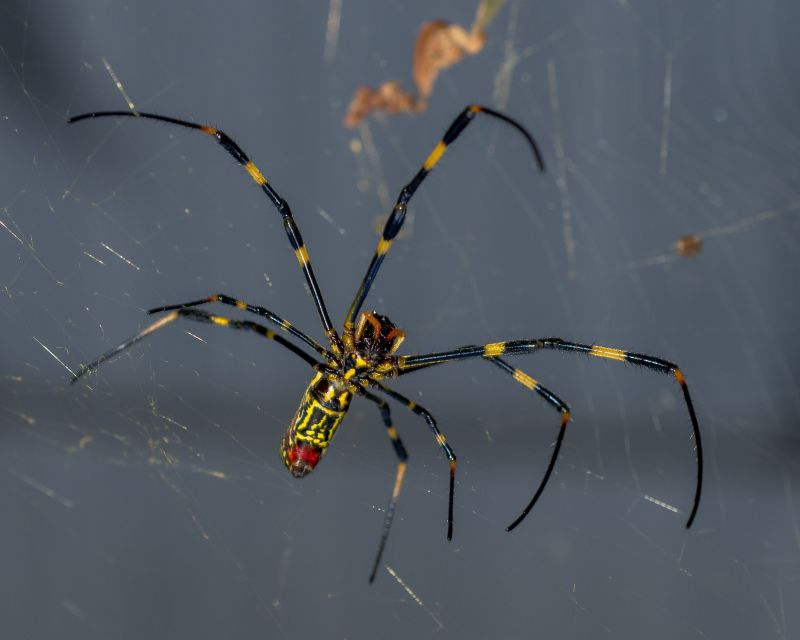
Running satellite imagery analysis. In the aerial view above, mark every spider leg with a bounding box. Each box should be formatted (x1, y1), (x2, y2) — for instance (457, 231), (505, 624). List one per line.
(392, 357), (571, 530)
(71, 308), (321, 383)
(68, 111), (342, 352)
(398, 338), (703, 528)
(147, 293), (333, 360)
(344, 105), (545, 332)
(371, 381), (457, 541)
(486, 358), (571, 531)
(353, 386), (409, 583)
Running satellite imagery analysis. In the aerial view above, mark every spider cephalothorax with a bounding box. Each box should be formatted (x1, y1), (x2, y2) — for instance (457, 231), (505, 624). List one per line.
(70, 104), (702, 585)
(353, 311), (405, 362)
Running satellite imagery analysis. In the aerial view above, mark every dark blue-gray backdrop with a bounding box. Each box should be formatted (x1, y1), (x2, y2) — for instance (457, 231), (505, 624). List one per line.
(1, 1), (799, 638)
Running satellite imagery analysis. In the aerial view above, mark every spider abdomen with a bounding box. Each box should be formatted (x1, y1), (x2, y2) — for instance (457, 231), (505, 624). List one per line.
(280, 372), (352, 477)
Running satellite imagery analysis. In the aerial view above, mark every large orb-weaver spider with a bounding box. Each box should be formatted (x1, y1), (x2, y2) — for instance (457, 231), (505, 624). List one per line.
(69, 105), (702, 583)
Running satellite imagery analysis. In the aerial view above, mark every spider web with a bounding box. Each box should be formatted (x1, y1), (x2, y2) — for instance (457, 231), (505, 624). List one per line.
(1, 1), (799, 638)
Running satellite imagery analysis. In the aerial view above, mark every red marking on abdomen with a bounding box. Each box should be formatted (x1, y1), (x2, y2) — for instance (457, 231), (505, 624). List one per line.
(292, 442), (321, 467)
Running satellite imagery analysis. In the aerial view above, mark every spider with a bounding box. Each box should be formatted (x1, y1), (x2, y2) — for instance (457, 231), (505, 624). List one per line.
(69, 104), (703, 583)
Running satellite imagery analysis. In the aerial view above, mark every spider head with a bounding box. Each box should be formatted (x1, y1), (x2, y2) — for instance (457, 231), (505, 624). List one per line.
(280, 430), (323, 478)
(354, 311), (405, 361)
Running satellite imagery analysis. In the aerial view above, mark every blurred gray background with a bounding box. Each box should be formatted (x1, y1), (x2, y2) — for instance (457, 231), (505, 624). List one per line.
(1, 1), (799, 638)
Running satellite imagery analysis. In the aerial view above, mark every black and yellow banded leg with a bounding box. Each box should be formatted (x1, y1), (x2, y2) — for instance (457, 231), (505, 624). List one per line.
(148, 293), (332, 360)
(394, 355), (571, 530)
(372, 381), (457, 541)
(398, 338), (703, 527)
(68, 111), (341, 351)
(344, 105), (546, 330)
(71, 309), (321, 383)
(355, 386), (409, 583)
(487, 358), (571, 531)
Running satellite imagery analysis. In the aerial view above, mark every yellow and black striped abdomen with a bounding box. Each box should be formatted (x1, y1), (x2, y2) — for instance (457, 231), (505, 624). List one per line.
(280, 373), (352, 478)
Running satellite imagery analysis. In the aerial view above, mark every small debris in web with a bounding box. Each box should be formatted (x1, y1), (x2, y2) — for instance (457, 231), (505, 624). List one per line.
(344, 0), (505, 128)
(344, 82), (425, 128)
(674, 234), (703, 258)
